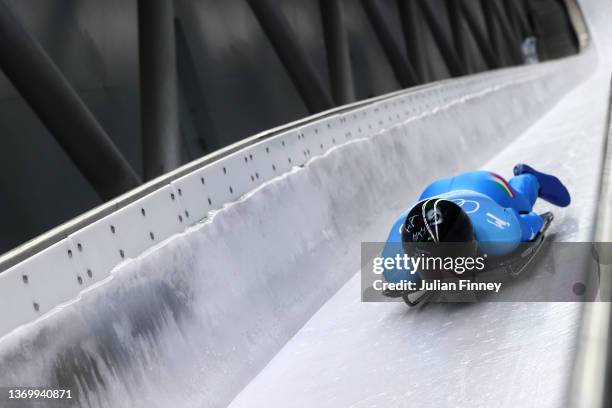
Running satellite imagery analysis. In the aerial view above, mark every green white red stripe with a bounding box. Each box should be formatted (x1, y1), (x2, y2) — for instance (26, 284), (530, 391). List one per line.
(489, 172), (515, 197)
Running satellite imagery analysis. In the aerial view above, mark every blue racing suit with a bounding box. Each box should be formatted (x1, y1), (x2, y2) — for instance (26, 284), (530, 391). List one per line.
(382, 170), (543, 284)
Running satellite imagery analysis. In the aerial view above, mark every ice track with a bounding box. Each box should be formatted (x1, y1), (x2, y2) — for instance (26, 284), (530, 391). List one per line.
(229, 67), (611, 408)
(231, 2), (612, 407)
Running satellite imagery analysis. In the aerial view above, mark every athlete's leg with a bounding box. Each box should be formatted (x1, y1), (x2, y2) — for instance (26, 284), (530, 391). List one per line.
(514, 163), (571, 207)
(508, 174), (540, 212)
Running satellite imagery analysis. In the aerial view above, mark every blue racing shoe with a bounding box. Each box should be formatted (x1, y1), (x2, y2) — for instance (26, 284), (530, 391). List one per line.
(513, 163), (571, 207)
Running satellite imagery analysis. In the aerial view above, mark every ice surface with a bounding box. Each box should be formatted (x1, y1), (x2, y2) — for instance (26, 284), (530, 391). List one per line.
(0, 1), (610, 408)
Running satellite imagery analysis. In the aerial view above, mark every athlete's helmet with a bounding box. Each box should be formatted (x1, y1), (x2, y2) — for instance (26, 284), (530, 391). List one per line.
(401, 198), (474, 251)
(402, 199), (476, 279)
